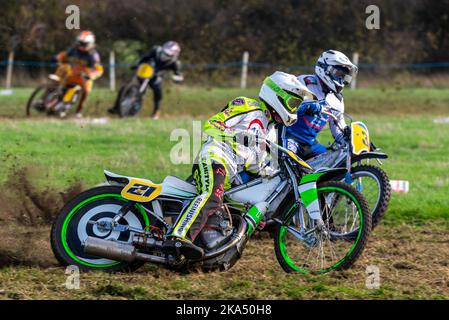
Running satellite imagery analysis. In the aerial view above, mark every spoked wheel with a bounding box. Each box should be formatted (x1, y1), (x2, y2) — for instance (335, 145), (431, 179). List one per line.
(274, 181), (371, 274)
(346, 165), (391, 229)
(51, 186), (151, 272)
(26, 84), (60, 117)
(118, 83), (143, 117)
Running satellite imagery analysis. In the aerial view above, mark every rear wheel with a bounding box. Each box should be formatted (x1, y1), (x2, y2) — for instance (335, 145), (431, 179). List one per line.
(274, 181), (371, 274)
(50, 186), (150, 272)
(118, 82), (143, 117)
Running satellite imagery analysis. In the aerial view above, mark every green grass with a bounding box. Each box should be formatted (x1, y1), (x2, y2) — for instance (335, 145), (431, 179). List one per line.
(0, 114), (447, 223)
(1, 86), (449, 300)
(1, 86), (449, 118)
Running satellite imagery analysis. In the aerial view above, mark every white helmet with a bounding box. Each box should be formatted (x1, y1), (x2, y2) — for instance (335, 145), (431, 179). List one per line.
(315, 50), (358, 93)
(159, 41), (181, 62)
(76, 31), (95, 51)
(259, 71), (309, 126)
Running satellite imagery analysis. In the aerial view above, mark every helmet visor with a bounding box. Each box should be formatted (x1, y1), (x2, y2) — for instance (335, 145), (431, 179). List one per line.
(328, 65), (358, 85)
(78, 41), (89, 48)
(160, 50), (173, 61)
(264, 78), (303, 113)
(285, 95), (303, 111)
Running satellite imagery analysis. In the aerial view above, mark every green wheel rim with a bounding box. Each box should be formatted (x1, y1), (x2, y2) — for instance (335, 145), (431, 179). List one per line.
(279, 186), (364, 274)
(61, 193), (149, 268)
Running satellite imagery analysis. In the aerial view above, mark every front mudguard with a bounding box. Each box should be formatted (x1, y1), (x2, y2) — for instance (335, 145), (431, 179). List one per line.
(336, 152), (388, 167)
(297, 168), (347, 221)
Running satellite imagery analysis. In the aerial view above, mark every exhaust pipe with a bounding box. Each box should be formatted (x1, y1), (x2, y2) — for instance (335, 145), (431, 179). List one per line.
(83, 237), (168, 264)
(84, 215), (248, 263)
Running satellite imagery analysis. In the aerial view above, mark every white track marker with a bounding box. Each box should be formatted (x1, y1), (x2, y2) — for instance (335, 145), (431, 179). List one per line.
(433, 117), (449, 124)
(0, 89), (13, 95)
(74, 117), (109, 125)
(390, 180), (409, 193)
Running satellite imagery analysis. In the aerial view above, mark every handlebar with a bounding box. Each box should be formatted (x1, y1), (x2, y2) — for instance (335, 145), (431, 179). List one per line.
(321, 104), (353, 132)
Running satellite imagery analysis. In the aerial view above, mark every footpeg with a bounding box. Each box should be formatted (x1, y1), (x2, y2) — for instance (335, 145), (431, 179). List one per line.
(162, 238), (204, 260)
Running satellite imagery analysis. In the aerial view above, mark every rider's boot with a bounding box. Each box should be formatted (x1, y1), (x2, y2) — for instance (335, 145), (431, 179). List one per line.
(151, 110), (161, 120)
(162, 237), (204, 260)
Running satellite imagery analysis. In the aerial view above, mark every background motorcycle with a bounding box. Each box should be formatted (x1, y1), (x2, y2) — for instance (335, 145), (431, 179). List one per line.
(50, 135), (371, 274)
(302, 107), (391, 229)
(26, 63), (85, 118)
(116, 63), (155, 117)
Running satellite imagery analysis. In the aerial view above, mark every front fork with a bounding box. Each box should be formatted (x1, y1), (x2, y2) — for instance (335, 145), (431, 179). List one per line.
(344, 151), (354, 184)
(345, 151), (367, 192)
(139, 77), (150, 94)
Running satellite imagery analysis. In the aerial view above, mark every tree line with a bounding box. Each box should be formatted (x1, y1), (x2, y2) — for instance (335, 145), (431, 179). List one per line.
(1, 0), (448, 67)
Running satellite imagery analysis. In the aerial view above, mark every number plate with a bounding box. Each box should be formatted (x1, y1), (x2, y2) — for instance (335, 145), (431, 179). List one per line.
(351, 121), (370, 155)
(121, 178), (162, 202)
(137, 63), (154, 79)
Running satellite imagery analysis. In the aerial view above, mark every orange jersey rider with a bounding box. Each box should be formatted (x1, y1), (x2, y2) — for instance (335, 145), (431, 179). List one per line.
(55, 31), (104, 117)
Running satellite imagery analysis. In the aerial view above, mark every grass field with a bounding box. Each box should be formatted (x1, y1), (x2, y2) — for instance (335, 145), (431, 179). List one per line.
(0, 87), (448, 299)
(2, 86), (449, 118)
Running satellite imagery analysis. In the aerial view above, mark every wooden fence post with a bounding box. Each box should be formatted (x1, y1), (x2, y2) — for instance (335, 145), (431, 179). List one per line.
(109, 51), (116, 91)
(350, 52), (359, 90)
(5, 51), (14, 89)
(240, 51), (249, 89)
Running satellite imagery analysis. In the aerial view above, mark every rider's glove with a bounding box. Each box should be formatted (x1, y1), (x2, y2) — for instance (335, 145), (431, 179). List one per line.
(172, 74), (184, 83)
(298, 100), (327, 116)
(259, 163), (278, 177)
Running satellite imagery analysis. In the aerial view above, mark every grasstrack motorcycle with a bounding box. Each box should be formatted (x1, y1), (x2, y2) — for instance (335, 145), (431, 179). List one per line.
(26, 63), (85, 118)
(116, 62), (154, 117)
(300, 107), (391, 229)
(51, 135), (371, 274)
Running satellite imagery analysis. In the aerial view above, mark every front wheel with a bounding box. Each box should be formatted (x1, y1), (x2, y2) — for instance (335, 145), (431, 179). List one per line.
(346, 165), (391, 229)
(274, 181), (371, 274)
(118, 82), (143, 117)
(26, 84), (59, 117)
(50, 186), (150, 272)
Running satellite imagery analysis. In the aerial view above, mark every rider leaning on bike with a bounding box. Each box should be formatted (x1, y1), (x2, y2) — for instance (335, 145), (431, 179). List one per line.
(108, 41), (184, 119)
(284, 50), (358, 159)
(55, 31), (104, 118)
(162, 71), (305, 259)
